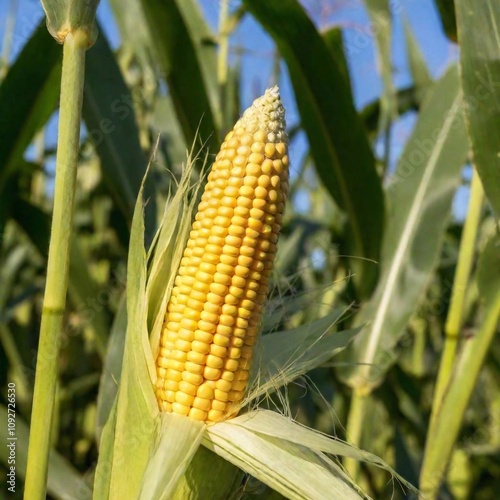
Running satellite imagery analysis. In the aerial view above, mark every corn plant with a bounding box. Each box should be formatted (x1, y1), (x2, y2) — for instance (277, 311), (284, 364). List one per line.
(92, 86), (414, 499)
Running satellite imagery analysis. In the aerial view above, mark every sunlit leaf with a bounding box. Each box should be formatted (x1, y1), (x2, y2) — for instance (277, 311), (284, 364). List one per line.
(140, 0), (220, 154)
(243, 0), (385, 295)
(403, 20), (433, 103)
(83, 26), (156, 238)
(339, 65), (469, 391)
(0, 22), (61, 193)
(455, 0), (500, 216)
(363, 0), (396, 131)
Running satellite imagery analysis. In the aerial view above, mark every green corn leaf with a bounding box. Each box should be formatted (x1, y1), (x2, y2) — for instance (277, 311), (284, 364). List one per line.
(108, 0), (154, 69)
(152, 95), (189, 168)
(83, 25), (156, 239)
(140, 0), (220, 154)
(435, 0), (457, 42)
(321, 27), (352, 99)
(403, 19), (433, 103)
(0, 21), (61, 193)
(339, 65), (469, 392)
(363, 0), (397, 131)
(175, 0), (221, 132)
(477, 233), (500, 304)
(361, 86), (421, 137)
(455, 0), (500, 216)
(242, 0), (385, 296)
(109, 0), (220, 161)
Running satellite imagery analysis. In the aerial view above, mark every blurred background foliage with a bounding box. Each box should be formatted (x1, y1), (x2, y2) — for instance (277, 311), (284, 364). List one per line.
(0, 0), (499, 498)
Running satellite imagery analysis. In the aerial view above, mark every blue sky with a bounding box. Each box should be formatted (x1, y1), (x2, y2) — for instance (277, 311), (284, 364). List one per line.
(0, 0), (468, 218)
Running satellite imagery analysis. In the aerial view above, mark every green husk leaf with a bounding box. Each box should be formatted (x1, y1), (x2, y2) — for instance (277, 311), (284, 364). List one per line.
(205, 414), (363, 499)
(139, 414), (205, 500)
(94, 150), (205, 496)
(94, 164), (157, 498)
(146, 153), (204, 360)
(171, 445), (243, 500)
(95, 295), (127, 442)
(210, 410), (417, 498)
(93, 397), (118, 499)
(229, 410), (415, 493)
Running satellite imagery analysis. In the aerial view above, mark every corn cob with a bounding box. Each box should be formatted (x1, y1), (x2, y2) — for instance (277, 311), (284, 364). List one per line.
(155, 87), (289, 423)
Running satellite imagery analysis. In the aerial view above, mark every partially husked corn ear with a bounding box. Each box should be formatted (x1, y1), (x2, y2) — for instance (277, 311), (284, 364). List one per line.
(155, 86), (289, 423)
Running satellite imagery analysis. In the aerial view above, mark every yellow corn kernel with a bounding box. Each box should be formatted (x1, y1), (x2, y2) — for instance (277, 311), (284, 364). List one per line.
(155, 87), (288, 423)
(189, 408), (208, 421)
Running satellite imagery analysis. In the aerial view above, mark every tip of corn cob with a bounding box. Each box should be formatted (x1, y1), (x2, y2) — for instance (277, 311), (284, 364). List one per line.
(234, 86), (287, 144)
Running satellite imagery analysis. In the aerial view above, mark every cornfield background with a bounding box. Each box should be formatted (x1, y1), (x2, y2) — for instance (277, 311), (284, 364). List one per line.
(0, 0), (499, 499)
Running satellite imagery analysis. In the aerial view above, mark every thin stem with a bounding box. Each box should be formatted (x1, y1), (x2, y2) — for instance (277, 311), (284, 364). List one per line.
(344, 391), (368, 481)
(24, 29), (89, 500)
(430, 169), (484, 425)
(217, 0), (230, 129)
(419, 296), (500, 498)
